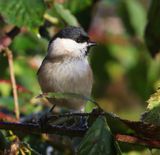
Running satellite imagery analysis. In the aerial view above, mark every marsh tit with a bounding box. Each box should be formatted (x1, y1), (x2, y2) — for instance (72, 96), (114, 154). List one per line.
(37, 26), (96, 112)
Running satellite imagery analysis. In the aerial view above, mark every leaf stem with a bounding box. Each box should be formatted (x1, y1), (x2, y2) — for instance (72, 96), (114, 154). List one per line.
(44, 13), (59, 24)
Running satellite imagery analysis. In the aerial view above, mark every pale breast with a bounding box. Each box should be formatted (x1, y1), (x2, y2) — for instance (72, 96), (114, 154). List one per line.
(38, 57), (93, 97)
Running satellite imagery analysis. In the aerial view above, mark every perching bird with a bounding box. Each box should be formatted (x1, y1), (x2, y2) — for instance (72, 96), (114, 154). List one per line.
(37, 26), (96, 112)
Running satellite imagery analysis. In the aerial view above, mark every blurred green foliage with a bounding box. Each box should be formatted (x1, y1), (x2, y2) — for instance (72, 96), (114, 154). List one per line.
(0, 0), (160, 154)
(0, 0), (45, 28)
(145, 0), (160, 56)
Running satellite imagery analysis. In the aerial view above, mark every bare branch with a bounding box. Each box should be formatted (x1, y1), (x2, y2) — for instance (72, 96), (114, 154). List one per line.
(115, 134), (160, 149)
(1, 120), (160, 148)
(0, 27), (21, 120)
(4, 48), (20, 120)
(0, 121), (86, 137)
(46, 111), (105, 119)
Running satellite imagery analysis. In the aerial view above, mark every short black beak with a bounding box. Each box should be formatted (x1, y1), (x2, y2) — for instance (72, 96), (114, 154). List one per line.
(87, 41), (97, 47)
(85, 41), (96, 55)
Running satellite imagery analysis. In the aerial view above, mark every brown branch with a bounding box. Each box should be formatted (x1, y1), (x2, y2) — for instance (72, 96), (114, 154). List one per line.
(0, 27), (21, 120)
(0, 121), (86, 137)
(115, 134), (160, 149)
(2, 107), (160, 149)
(4, 48), (20, 120)
(46, 111), (105, 120)
(1, 121), (160, 148)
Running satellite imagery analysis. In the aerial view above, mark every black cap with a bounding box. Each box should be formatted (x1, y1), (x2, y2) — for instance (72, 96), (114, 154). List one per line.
(49, 26), (90, 44)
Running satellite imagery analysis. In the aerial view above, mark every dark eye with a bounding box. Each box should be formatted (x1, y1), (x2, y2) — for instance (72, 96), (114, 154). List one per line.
(76, 36), (89, 43)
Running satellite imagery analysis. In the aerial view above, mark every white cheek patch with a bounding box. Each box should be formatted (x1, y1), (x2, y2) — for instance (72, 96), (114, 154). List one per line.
(61, 38), (78, 52)
(48, 38), (88, 57)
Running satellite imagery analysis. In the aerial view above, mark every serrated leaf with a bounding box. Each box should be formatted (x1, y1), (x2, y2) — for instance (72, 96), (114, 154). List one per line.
(141, 89), (160, 125)
(0, 0), (45, 28)
(54, 3), (79, 26)
(146, 89), (160, 110)
(78, 116), (119, 155)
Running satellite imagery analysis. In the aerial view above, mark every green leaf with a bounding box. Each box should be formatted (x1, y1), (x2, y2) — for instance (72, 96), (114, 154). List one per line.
(0, 97), (14, 110)
(85, 101), (96, 112)
(14, 58), (39, 94)
(105, 112), (135, 135)
(141, 88), (160, 125)
(78, 116), (119, 155)
(0, 83), (11, 97)
(147, 56), (160, 88)
(0, 0), (45, 28)
(146, 89), (160, 110)
(54, 3), (79, 26)
(119, 0), (146, 38)
(19, 142), (40, 155)
(37, 92), (97, 105)
(145, 0), (160, 56)
(11, 33), (48, 55)
(63, 0), (92, 13)
(0, 131), (7, 152)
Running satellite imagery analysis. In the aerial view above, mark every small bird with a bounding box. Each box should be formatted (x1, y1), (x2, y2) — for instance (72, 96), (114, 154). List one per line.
(37, 26), (96, 112)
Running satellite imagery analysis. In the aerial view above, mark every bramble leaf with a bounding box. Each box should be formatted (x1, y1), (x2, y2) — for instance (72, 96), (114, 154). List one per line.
(141, 88), (160, 125)
(78, 116), (120, 155)
(0, 0), (45, 28)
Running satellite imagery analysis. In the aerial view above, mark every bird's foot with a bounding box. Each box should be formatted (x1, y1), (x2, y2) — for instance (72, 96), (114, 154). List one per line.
(69, 116), (88, 130)
(49, 104), (57, 112)
(38, 112), (53, 132)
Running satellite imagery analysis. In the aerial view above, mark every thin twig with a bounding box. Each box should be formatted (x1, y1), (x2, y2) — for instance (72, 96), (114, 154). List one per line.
(0, 27), (21, 120)
(5, 48), (20, 120)
(44, 13), (59, 24)
(115, 134), (160, 149)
